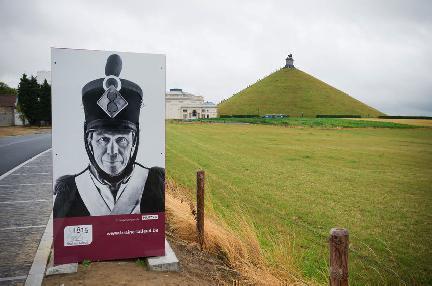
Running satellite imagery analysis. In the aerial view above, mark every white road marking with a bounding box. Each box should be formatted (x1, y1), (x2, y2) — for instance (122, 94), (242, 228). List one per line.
(0, 275), (27, 282)
(0, 183), (52, 187)
(0, 149), (51, 181)
(22, 165), (52, 168)
(0, 225), (46, 231)
(10, 173), (50, 175)
(0, 136), (47, 148)
(0, 199), (49, 204)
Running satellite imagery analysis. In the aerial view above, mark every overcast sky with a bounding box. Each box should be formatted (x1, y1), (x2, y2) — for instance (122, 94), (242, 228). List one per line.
(1, 0), (431, 115)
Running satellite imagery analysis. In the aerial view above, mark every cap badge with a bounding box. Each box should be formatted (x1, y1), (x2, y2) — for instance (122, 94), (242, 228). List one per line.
(97, 75), (128, 118)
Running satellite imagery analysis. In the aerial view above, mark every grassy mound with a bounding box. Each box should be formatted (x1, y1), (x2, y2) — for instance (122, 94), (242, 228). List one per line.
(218, 68), (384, 117)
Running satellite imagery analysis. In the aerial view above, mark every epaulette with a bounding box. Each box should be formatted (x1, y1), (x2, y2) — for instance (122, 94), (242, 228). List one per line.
(54, 175), (76, 195)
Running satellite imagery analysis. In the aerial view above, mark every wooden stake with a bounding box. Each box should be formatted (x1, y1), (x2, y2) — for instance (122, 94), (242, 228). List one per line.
(329, 228), (349, 286)
(196, 170), (205, 250)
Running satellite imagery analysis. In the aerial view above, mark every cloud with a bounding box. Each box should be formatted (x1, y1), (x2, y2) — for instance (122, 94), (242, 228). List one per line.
(1, 0), (431, 115)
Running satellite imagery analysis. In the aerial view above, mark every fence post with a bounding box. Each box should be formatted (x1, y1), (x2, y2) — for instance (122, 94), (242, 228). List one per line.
(196, 170), (205, 250)
(329, 228), (349, 286)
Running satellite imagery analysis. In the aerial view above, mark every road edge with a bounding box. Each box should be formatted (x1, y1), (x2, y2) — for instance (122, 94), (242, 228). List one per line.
(0, 148), (53, 286)
(25, 213), (53, 286)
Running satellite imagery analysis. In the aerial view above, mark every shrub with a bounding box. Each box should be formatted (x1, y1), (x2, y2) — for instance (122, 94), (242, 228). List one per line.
(316, 115), (361, 118)
(220, 115), (260, 118)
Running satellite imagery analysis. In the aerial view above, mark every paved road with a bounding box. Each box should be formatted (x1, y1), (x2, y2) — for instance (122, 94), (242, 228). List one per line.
(0, 151), (52, 285)
(0, 133), (51, 176)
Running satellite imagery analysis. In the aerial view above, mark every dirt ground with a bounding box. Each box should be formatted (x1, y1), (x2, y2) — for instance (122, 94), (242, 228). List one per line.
(42, 232), (241, 286)
(348, 118), (432, 127)
(0, 126), (51, 137)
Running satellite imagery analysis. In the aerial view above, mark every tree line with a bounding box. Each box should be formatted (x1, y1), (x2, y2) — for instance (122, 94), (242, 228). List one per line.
(0, 75), (52, 125)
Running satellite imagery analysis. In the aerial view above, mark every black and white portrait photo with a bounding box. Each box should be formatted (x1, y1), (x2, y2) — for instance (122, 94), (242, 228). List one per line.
(52, 49), (165, 218)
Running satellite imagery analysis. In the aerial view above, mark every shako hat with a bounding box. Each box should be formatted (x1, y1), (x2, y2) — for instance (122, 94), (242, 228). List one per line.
(82, 54), (143, 132)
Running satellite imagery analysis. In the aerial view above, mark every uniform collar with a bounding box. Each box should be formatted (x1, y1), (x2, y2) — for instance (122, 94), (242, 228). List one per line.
(75, 165), (149, 216)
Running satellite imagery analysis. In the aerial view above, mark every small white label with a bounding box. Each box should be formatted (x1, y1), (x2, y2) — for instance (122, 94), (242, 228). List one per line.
(142, 215), (158, 221)
(64, 225), (93, 246)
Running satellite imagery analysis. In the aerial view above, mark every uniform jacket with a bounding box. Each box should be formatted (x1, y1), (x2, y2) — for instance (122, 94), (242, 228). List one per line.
(53, 164), (164, 218)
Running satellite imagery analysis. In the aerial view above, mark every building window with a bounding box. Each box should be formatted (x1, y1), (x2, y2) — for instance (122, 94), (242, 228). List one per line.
(192, 110), (197, 117)
(202, 109), (205, 112)
(183, 109), (187, 112)
(207, 114), (209, 118)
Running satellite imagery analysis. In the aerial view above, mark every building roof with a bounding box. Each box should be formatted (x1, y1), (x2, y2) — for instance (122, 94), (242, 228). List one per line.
(166, 88), (204, 102)
(181, 105), (218, 109)
(166, 89), (195, 96)
(0, 95), (17, 107)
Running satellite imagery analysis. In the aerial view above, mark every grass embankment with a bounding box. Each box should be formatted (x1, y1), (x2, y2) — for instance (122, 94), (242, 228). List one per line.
(199, 117), (418, 129)
(166, 122), (432, 285)
(166, 180), (306, 285)
(218, 68), (384, 117)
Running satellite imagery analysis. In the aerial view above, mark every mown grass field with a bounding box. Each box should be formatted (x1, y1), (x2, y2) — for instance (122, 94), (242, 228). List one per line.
(166, 121), (432, 285)
(349, 117), (432, 127)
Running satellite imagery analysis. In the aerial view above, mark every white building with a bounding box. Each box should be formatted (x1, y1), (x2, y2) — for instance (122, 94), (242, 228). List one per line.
(165, 88), (218, 119)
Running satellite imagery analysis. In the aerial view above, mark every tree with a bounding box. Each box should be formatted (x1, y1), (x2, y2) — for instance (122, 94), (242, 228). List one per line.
(16, 74), (52, 125)
(17, 74), (31, 124)
(0, 81), (17, 95)
(29, 76), (42, 124)
(39, 79), (51, 123)
(17, 74), (39, 125)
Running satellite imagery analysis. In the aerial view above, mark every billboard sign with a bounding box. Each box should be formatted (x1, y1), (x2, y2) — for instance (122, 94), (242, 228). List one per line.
(51, 48), (165, 264)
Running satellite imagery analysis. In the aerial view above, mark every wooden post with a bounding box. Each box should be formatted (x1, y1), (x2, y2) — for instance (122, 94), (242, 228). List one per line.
(196, 170), (205, 250)
(329, 228), (349, 286)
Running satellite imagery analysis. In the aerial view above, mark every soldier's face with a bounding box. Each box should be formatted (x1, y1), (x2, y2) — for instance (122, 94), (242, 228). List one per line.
(89, 129), (135, 176)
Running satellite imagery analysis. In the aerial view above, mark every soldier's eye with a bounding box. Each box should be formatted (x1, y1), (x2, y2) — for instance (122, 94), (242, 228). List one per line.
(97, 137), (110, 145)
(116, 137), (128, 147)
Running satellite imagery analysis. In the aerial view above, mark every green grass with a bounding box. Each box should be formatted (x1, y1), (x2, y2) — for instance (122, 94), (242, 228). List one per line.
(81, 259), (91, 268)
(198, 117), (418, 129)
(218, 68), (384, 117)
(166, 122), (432, 285)
(135, 258), (146, 267)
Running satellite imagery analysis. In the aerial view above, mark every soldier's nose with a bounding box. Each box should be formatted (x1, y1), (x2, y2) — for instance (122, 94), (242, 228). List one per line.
(107, 140), (119, 155)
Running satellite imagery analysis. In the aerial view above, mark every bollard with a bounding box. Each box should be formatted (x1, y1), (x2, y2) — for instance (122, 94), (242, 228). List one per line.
(196, 170), (205, 250)
(329, 228), (349, 286)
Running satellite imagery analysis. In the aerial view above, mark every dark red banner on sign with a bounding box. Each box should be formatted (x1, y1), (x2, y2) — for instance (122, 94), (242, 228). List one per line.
(53, 212), (165, 265)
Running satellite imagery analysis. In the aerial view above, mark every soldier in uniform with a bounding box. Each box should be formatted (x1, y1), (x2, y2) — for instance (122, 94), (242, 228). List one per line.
(54, 54), (164, 218)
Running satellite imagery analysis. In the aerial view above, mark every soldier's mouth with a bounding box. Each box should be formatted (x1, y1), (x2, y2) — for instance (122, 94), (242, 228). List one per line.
(102, 160), (122, 164)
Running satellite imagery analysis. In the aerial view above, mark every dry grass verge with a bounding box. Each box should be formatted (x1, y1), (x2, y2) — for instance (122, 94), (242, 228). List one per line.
(0, 126), (51, 137)
(166, 179), (311, 286)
